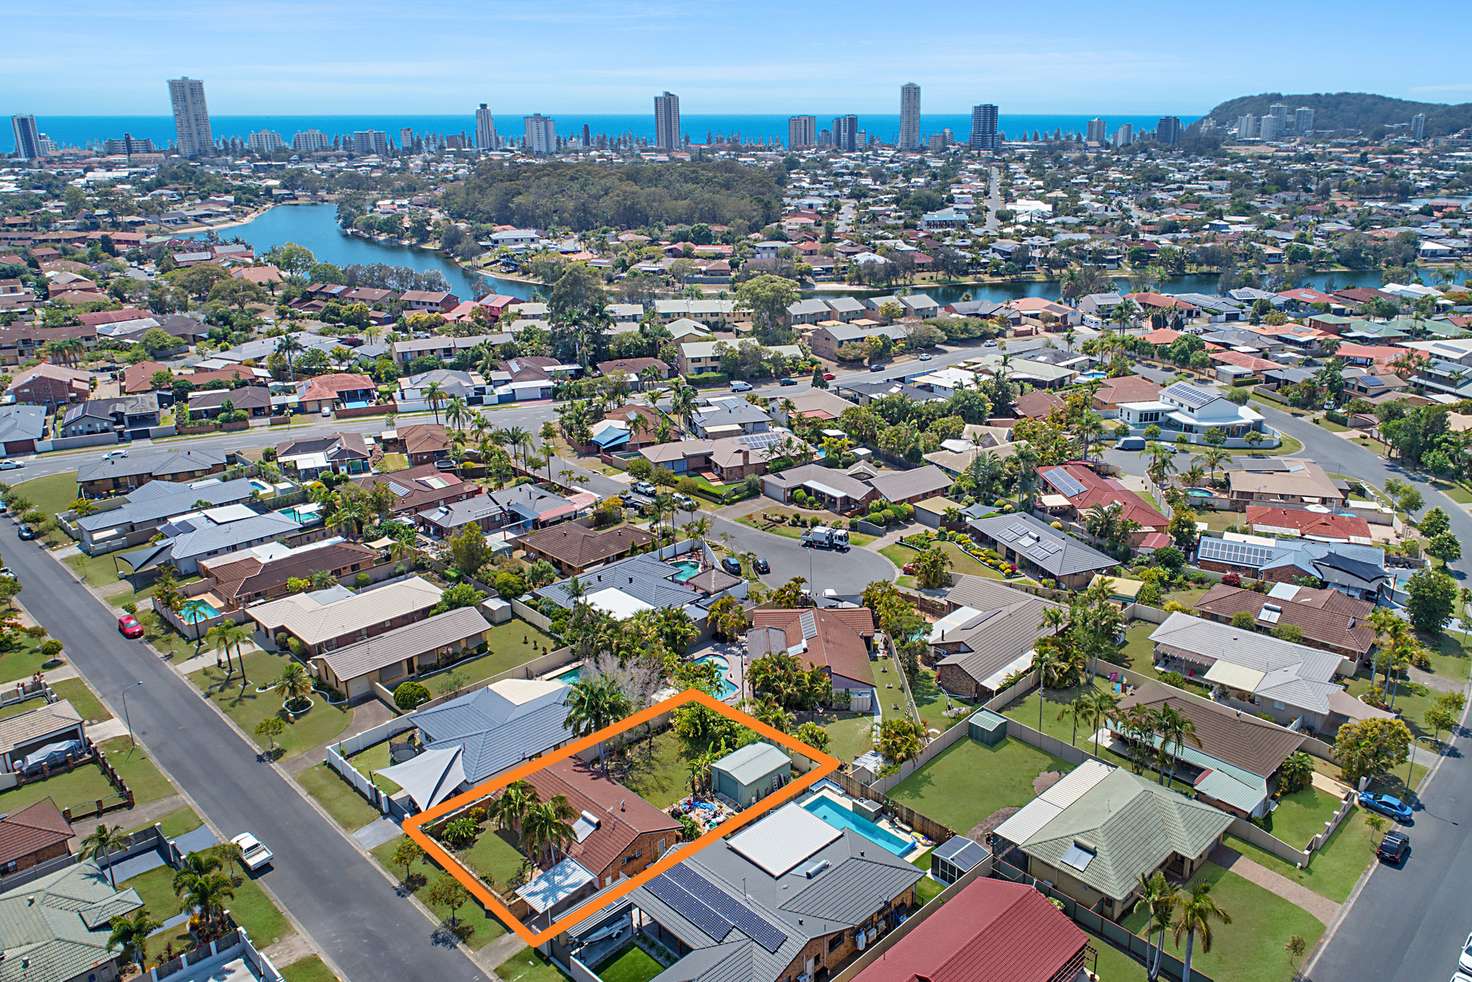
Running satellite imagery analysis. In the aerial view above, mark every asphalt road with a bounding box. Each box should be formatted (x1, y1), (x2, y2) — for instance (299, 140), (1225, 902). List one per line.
(0, 520), (486, 982)
(549, 455), (897, 596)
(1251, 407), (1472, 982)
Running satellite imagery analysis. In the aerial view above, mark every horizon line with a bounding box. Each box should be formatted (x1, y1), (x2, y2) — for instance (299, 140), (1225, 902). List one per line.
(10, 109), (1204, 118)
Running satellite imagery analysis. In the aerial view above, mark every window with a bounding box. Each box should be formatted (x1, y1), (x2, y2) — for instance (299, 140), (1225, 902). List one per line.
(828, 933), (844, 953)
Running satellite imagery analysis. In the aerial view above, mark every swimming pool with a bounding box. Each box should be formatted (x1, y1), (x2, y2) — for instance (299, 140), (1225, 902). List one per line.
(280, 506), (319, 524)
(178, 599), (222, 622)
(671, 560), (702, 583)
(803, 797), (912, 855)
(1185, 488), (1214, 499)
(554, 665), (582, 684)
(693, 654), (739, 701)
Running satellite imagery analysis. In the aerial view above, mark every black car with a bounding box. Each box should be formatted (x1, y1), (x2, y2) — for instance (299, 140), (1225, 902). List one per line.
(720, 556), (743, 576)
(1378, 830), (1410, 863)
(869, 363), (884, 372)
(16, 525), (36, 541)
(753, 557), (770, 575)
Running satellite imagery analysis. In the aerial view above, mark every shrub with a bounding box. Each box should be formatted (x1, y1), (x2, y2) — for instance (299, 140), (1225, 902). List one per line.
(39, 639), (63, 658)
(438, 816), (480, 849)
(354, 572), (371, 588)
(1221, 572), (1242, 586)
(1158, 670), (1187, 689)
(394, 681), (431, 711)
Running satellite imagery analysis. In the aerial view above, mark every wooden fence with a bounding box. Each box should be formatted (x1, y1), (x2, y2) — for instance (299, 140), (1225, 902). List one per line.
(828, 771), (956, 844)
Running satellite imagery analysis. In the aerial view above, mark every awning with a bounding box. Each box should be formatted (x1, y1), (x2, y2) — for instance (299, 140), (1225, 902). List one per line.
(1203, 661), (1265, 693)
(376, 746), (465, 811)
(515, 858), (595, 914)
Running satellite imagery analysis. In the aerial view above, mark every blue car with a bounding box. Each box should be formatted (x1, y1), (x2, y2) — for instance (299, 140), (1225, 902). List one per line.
(1358, 791), (1413, 823)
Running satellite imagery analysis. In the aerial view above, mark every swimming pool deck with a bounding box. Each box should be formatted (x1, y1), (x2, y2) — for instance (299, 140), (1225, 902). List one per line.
(802, 782), (930, 859)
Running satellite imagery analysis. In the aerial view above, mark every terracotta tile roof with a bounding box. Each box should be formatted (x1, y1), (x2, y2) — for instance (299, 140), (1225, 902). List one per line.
(1194, 582), (1375, 657)
(1244, 505), (1372, 543)
(399, 422), (449, 457)
(205, 542), (379, 604)
(750, 608), (876, 686)
(1092, 375), (1161, 406)
(300, 373), (375, 403)
(522, 759), (679, 879)
(851, 876), (1087, 982)
(514, 523), (653, 569)
(1038, 463), (1167, 529)
(0, 798), (73, 866)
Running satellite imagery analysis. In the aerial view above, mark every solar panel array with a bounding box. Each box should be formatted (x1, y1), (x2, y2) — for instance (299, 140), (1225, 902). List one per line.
(1043, 467), (1086, 498)
(649, 866), (788, 953)
(1198, 537), (1275, 567)
(740, 431), (784, 451)
(799, 609), (818, 640)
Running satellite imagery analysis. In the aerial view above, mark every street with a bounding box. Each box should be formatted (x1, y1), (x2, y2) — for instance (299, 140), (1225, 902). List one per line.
(0, 520), (486, 982)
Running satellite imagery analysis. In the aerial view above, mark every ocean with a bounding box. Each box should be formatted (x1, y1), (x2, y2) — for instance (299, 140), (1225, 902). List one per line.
(2, 113), (1198, 154)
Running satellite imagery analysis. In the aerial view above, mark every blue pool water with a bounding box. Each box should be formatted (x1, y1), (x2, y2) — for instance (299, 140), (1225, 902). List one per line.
(1185, 488), (1214, 498)
(179, 600), (222, 622)
(281, 506), (318, 524)
(554, 666), (582, 684)
(671, 560), (701, 583)
(803, 797), (912, 855)
(693, 655), (739, 700)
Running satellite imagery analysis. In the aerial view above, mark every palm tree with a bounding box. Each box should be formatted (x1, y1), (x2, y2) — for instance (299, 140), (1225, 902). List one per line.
(109, 909), (163, 974)
(277, 661), (313, 712)
(1146, 442), (1178, 489)
(1173, 880), (1231, 982)
(564, 676), (632, 770)
(1076, 687), (1120, 759)
(275, 334), (304, 381)
(422, 381), (445, 423)
(505, 426), (532, 468)
(1154, 706), (1200, 787)
(1032, 645), (1058, 734)
(445, 395), (470, 432)
(1133, 871), (1180, 982)
(489, 780), (540, 839)
(1200, 446), (1230, 486)
(522, 795), (577, 868)
(81, 824), (130, 887)
(181, 870), (234, 933)
(206, 622), (236, 675)
(539, 421), (558, 482)
(326, 491), (367, 540)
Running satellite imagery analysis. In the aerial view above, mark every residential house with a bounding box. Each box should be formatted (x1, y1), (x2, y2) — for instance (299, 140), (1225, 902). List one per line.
(7, 364), (91, 410)
(535, 542), (746, 628)
(851, 877), (1089, 982)
(188, 384), (272, 420)
(1193, 582), (1376, 664)
(312, 606), (492, 701)
(1243, 505), (1372, 544)
(807, 322), (909, 362)
(1147, 611), (1388, 734)
(71, 476), (260, 555)
(390, 335), (508, 366)
(1226, 459), (1346, 508)
(596, 357), (670, 385)
(553, 803), (923, 982)
(198, 540), (380, 611)
(515, 523), (653, 575)
(59, 395), (160, 439)
(76, 447), (227, 496)
(248, 576), (444, 657)
(992, 760), (1231, 920)
(400, 290), (458, 313)
(355, 465), (480, 516)
(395, 369), (489, 410)
(118, 507), (310, 576)
(274, 433), (372, 479)
(0, 860), (145, 982)
(1035, 463), (1167, 542)
(761, 462), (878, 513)
(865, 465), (954, 506)
(929, 576), (1063, 699)
(415, 494), (513, 539)
(0, 799), (74, 877)
(297, 373), (377, 413)
(1196, 534), (1389, 600)
(382, 679), (574, 811)
(386, 423), (451, 465)
(966, 513), (1116, 589)
(689, 400), (772, 438)
(0, 405), (46, 457)
(748, 607), (877, 701)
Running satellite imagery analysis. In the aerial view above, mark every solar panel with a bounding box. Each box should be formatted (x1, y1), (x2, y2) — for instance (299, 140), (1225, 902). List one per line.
(799, 610), (818, 640)
(1044, 468), (1086, 498)
(647, 874), (732, 942)
(665, 865), (787, 953)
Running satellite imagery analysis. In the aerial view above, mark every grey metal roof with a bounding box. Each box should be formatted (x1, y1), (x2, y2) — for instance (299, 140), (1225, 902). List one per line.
(932, 835), (989, 873)
(0, 405), (45, 445)
(76, 477), (259, 533)
(933, 576), (1061, 686)
(967, 513), (1115, 577)
(314, 606), (491, 681)
(411, 682), (572, 785)
(75, 446), (227, 483)
(535, 549), (733, 620)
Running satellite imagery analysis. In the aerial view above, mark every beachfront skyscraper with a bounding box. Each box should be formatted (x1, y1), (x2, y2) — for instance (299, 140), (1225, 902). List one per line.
(969, 104), (999, 149)
(1086, 117), (1107, 143)
(1411, 113), (1427, 140)
(291, 129), (329, 153)
(787, 115), (816, 149)
(1294, 106), (1315, 136)
(832, 115), (859, 151)
(1112, 123), (1133, 147)
(9, 115), (41, 160)
(899, 83), (921, 149)
(167, 77), (213, 157)
(1156, 115), (1183, 146)
(475, 103), (498, 150)
(523, 114), (556, 154)
(654, 91), (681, 150)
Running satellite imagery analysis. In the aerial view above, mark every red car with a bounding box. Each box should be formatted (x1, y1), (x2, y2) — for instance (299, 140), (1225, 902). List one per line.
(117, 614), (144, 639)
(823, 372), (836, 381)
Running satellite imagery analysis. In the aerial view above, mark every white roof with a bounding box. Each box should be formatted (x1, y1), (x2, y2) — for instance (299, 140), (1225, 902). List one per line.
(726, 802), (841, 876)
(516, 858), (596, 914)
(202, 503), (258, 524)
(585, 587), (655, 620)
(376, 746), (465, 811)
(993, 760), (1112, 845)
(1204, 661), (1267, 692)
(979, 649), (1039, 692)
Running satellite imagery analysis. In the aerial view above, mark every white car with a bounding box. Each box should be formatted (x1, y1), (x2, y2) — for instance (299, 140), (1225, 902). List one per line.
(230, 833), (274, 871)
(1460, 934), (1472, 975)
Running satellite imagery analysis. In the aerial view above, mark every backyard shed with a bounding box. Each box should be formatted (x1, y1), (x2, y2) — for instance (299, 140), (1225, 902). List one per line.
(968, 708), (1008, 745)
(710, 741), (791, 809)
(930, 834), (991, 885)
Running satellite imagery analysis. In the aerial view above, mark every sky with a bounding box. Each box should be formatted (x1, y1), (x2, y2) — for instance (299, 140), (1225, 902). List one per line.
(6, 0), (1471, 116)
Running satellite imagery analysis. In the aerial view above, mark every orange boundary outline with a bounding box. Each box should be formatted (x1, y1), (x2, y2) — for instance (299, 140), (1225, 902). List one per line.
(403, 687), (839, 945)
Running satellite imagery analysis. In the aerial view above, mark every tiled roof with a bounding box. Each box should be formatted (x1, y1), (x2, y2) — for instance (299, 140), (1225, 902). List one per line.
(523, 759), (679, 878)
(1195, 583), (1375, 656)
(1119, 680), (1306, 778)
(750, 608), (876, 686)
(0, 800), (72, 867)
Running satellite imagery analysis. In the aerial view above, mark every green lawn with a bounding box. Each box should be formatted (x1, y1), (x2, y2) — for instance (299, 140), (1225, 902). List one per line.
(596, 945), (665, 982)
(64, 550), (131, 592)
(10, 472), (77, 517)
(459, 827), (529, 893)
(909, 670), (972, 736)
(0, 759), (118, 813)
(914, 875), (945, 906)
(420, 620), (558, 697)
(131, 847), (289, 965)
(100, 737), (175, 805)
(880, 541), (1007, 582)
(820, 713), (878, 763)
(51, 678), (111, 722)
(496, 948), (569, 982)
(0, 633), (62, 683)
(282, 956), (339, 982)
(1120, 862), (1323, 982)
(1117, 622), (1212, 695)
(298, 764), (382, 831)
(130, 804), (204, 840)
(370, 835), (506, 949)
(1226, 808), (1377, 904)
(1161, 587), (1208, 609)
(889, 736), (1071, 834)
(620, 729), (695, 809)
(190, 650), (351, 758)
(347, 741), (401, 794)
(0, 694), (47, 720)
(1420, 631), (1472, 685)
(737, 509), (876, 547)
(379, 453), (410, 473)
(1343, 674), (1437, 740)
(122, 864), (183, 920)
(1000, 679), (1143, 776)
(1439, 483), (1472, 504)
(1260, 785), (1344, 850)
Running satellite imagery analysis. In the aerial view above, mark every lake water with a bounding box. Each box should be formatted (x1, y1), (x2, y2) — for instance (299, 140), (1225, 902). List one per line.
(200, 203), (1462, 307)
(190, 203), (527, 299)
